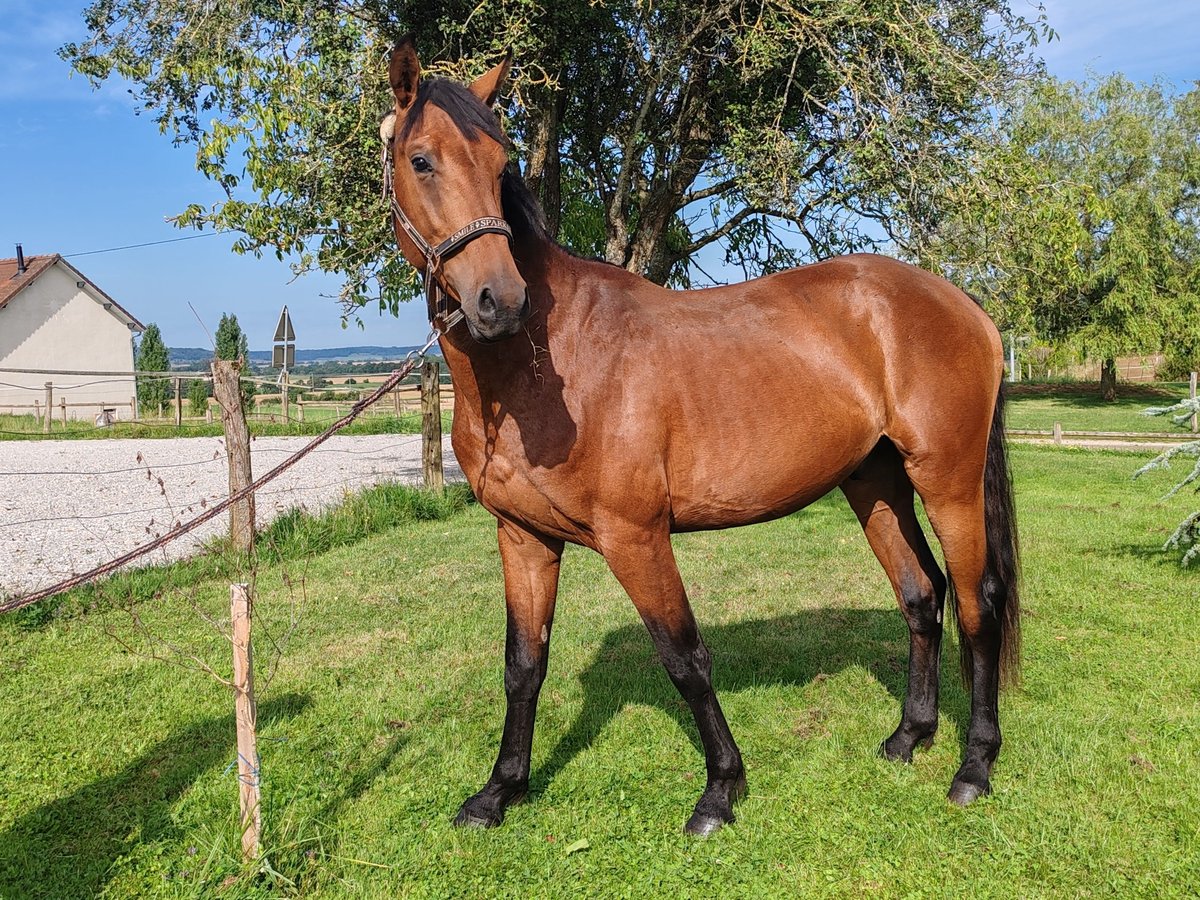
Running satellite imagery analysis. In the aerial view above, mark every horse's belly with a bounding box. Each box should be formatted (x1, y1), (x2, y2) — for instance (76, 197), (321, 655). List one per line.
(665, 410), (879, 531)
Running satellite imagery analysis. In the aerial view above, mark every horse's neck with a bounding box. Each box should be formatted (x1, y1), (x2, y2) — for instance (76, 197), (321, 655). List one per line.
(438, 237), (573, 402)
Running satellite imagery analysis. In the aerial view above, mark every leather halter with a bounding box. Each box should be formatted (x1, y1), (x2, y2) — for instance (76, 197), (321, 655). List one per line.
(383, 140), (514, 329)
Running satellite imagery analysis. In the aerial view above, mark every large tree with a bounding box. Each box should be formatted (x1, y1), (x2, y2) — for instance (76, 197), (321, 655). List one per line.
(214, 312), (256, 400)
(916, 76), (1200, 399)
(134, 322), (170, 415)
(63, 0), (1046, 310)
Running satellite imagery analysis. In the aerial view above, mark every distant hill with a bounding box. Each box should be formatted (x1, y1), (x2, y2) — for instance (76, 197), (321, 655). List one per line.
(169, 345), (438, 370)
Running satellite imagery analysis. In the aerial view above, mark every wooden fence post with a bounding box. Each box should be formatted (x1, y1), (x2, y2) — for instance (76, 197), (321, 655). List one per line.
(297, 398), (304, 424)
(43, 382), (52, 434)
(1053, 422), (1063, 446)
(60, 396), (67, 426)
(421, 360), (443, 490)
(1191, 372), (1197, 433)
(212, 360), (255, 552)
(230, 582), (261, 862)
(173, 376), (182, 427)
(131, 396), (138, 422)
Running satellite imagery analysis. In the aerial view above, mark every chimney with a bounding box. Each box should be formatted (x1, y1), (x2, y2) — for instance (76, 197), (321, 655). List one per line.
(15, 244), (26, 274)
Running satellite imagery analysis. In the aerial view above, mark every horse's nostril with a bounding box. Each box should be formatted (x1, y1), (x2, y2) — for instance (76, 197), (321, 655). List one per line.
(519, 292), (531, 319)
(478, 287), (497, 319)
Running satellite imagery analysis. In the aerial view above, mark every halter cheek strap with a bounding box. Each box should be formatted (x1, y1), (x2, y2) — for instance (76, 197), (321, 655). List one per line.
(383, 142), (514, 329)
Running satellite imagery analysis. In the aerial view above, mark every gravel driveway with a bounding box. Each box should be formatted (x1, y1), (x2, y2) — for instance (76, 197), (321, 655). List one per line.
(0, 434), (461, 598)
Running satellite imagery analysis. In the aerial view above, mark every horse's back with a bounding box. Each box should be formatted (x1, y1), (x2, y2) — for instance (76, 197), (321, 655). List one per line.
(621, 254), (1003, 530)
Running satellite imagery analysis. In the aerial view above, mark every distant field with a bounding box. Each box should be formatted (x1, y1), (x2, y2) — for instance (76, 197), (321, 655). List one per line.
(4, 382), (1193, 441)
(0, 410), (446, 441)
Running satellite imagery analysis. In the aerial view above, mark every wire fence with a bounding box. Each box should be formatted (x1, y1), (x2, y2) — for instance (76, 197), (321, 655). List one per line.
(0, 348), (450, 613)
(0, 362), (454, 435)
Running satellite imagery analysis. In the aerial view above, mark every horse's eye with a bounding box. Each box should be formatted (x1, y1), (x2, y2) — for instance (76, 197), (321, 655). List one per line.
(411, 156), (432, 174)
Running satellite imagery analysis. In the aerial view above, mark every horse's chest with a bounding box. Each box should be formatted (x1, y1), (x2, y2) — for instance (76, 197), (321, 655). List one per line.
(451, 421), (591, 544)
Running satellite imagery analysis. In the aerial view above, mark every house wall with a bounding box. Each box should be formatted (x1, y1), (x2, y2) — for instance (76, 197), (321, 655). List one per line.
(0, 263), (138, 419)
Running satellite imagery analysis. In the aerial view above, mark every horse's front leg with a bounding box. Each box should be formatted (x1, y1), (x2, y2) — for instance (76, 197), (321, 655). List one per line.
(602, 527), (746, 836)
(454, 518), (563, 828)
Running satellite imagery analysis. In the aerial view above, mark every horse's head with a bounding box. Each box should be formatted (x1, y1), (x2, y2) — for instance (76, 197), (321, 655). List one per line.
(383, 38), (530, 343)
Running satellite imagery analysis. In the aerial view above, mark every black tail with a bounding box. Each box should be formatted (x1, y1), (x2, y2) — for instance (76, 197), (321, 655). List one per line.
(953, 382), (1022, 687)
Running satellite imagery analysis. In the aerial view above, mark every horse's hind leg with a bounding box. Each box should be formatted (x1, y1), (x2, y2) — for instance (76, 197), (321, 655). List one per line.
(841, 442), (947, 761)
(455, 519), (563, 828)
(905, 466), (1006, 805)
(601, 527), (746, 836)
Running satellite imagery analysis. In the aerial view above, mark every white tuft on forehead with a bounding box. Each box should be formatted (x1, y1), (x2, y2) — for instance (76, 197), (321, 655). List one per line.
(379, 111), (396, 144)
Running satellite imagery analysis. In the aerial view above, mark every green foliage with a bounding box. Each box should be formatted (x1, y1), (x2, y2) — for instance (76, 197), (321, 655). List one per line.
(61, 0), (1046, 301)
(919, 76), (1200, 392)
(134, 322), (170, 414)
(186, 377), (210, 416)
(214, 312), (249, 362)
(214, 313), (256, 401)
(1136, 396), (1200, 564)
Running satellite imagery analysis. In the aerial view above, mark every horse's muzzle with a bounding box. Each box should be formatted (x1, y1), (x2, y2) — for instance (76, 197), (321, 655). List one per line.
(468, 287), (531, 342)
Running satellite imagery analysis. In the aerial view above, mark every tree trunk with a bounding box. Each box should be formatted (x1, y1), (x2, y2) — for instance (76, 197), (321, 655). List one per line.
(523, 89), (565, 239)
(1100, 357), (1118, 402)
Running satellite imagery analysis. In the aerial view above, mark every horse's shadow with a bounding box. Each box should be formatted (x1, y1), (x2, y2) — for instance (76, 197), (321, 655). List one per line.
(0, 692), (312, 900)
(532, 609), (971, 791)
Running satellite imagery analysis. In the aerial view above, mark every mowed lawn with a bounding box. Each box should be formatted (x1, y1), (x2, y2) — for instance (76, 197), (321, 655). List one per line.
(1, 447), (1198, 898)
(1005, 384), (1192, 434)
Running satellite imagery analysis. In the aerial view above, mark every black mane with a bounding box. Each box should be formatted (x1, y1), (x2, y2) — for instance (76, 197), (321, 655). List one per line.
(400, 78), (549, 243)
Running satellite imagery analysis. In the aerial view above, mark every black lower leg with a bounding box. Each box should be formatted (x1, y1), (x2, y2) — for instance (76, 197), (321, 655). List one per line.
(647, 619), (746, 835)
(948, 626), (1001, 806)
(455, 617), (548, 827)
(883, 571), (945, 762)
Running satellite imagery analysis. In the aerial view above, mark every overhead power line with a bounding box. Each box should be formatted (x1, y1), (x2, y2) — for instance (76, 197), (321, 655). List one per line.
(63, 232), (222, 258)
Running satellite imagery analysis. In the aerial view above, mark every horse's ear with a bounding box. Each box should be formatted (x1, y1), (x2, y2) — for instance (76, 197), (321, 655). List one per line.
(468, 50), (513, 107)
(389, 35), (421, 113)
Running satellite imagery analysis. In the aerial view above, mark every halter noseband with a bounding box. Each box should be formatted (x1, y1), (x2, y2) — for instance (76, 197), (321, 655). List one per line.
(383, 136), (514, 330)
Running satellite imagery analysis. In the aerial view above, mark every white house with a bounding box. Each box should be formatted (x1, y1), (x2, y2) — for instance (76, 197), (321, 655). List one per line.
(0, 248), (145, 420)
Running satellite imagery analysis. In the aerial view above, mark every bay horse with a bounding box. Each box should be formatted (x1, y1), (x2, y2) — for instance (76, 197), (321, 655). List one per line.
(381, 38), (1020, 835)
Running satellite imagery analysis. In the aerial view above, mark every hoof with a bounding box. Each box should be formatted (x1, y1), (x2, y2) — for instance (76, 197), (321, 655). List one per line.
(947, 779), (990, 806)
(684, 813), (729, 837)
(452, 788), (524, 828)
(453, 807), (502, 828)
(683, 772), (746, 837)
(879, 740), (912, 764)
(880, 731), (935, 763)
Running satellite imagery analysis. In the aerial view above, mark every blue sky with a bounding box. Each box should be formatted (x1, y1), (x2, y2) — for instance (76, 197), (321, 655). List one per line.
(1, 1), (1197, 350)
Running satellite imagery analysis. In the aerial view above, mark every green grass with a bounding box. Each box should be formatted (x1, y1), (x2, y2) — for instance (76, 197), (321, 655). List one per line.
(0, 410), (452, 441)
(7, 482), (476, 630)
(1, 447), (1198, 897)
(1006, 383), (1190, 434)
